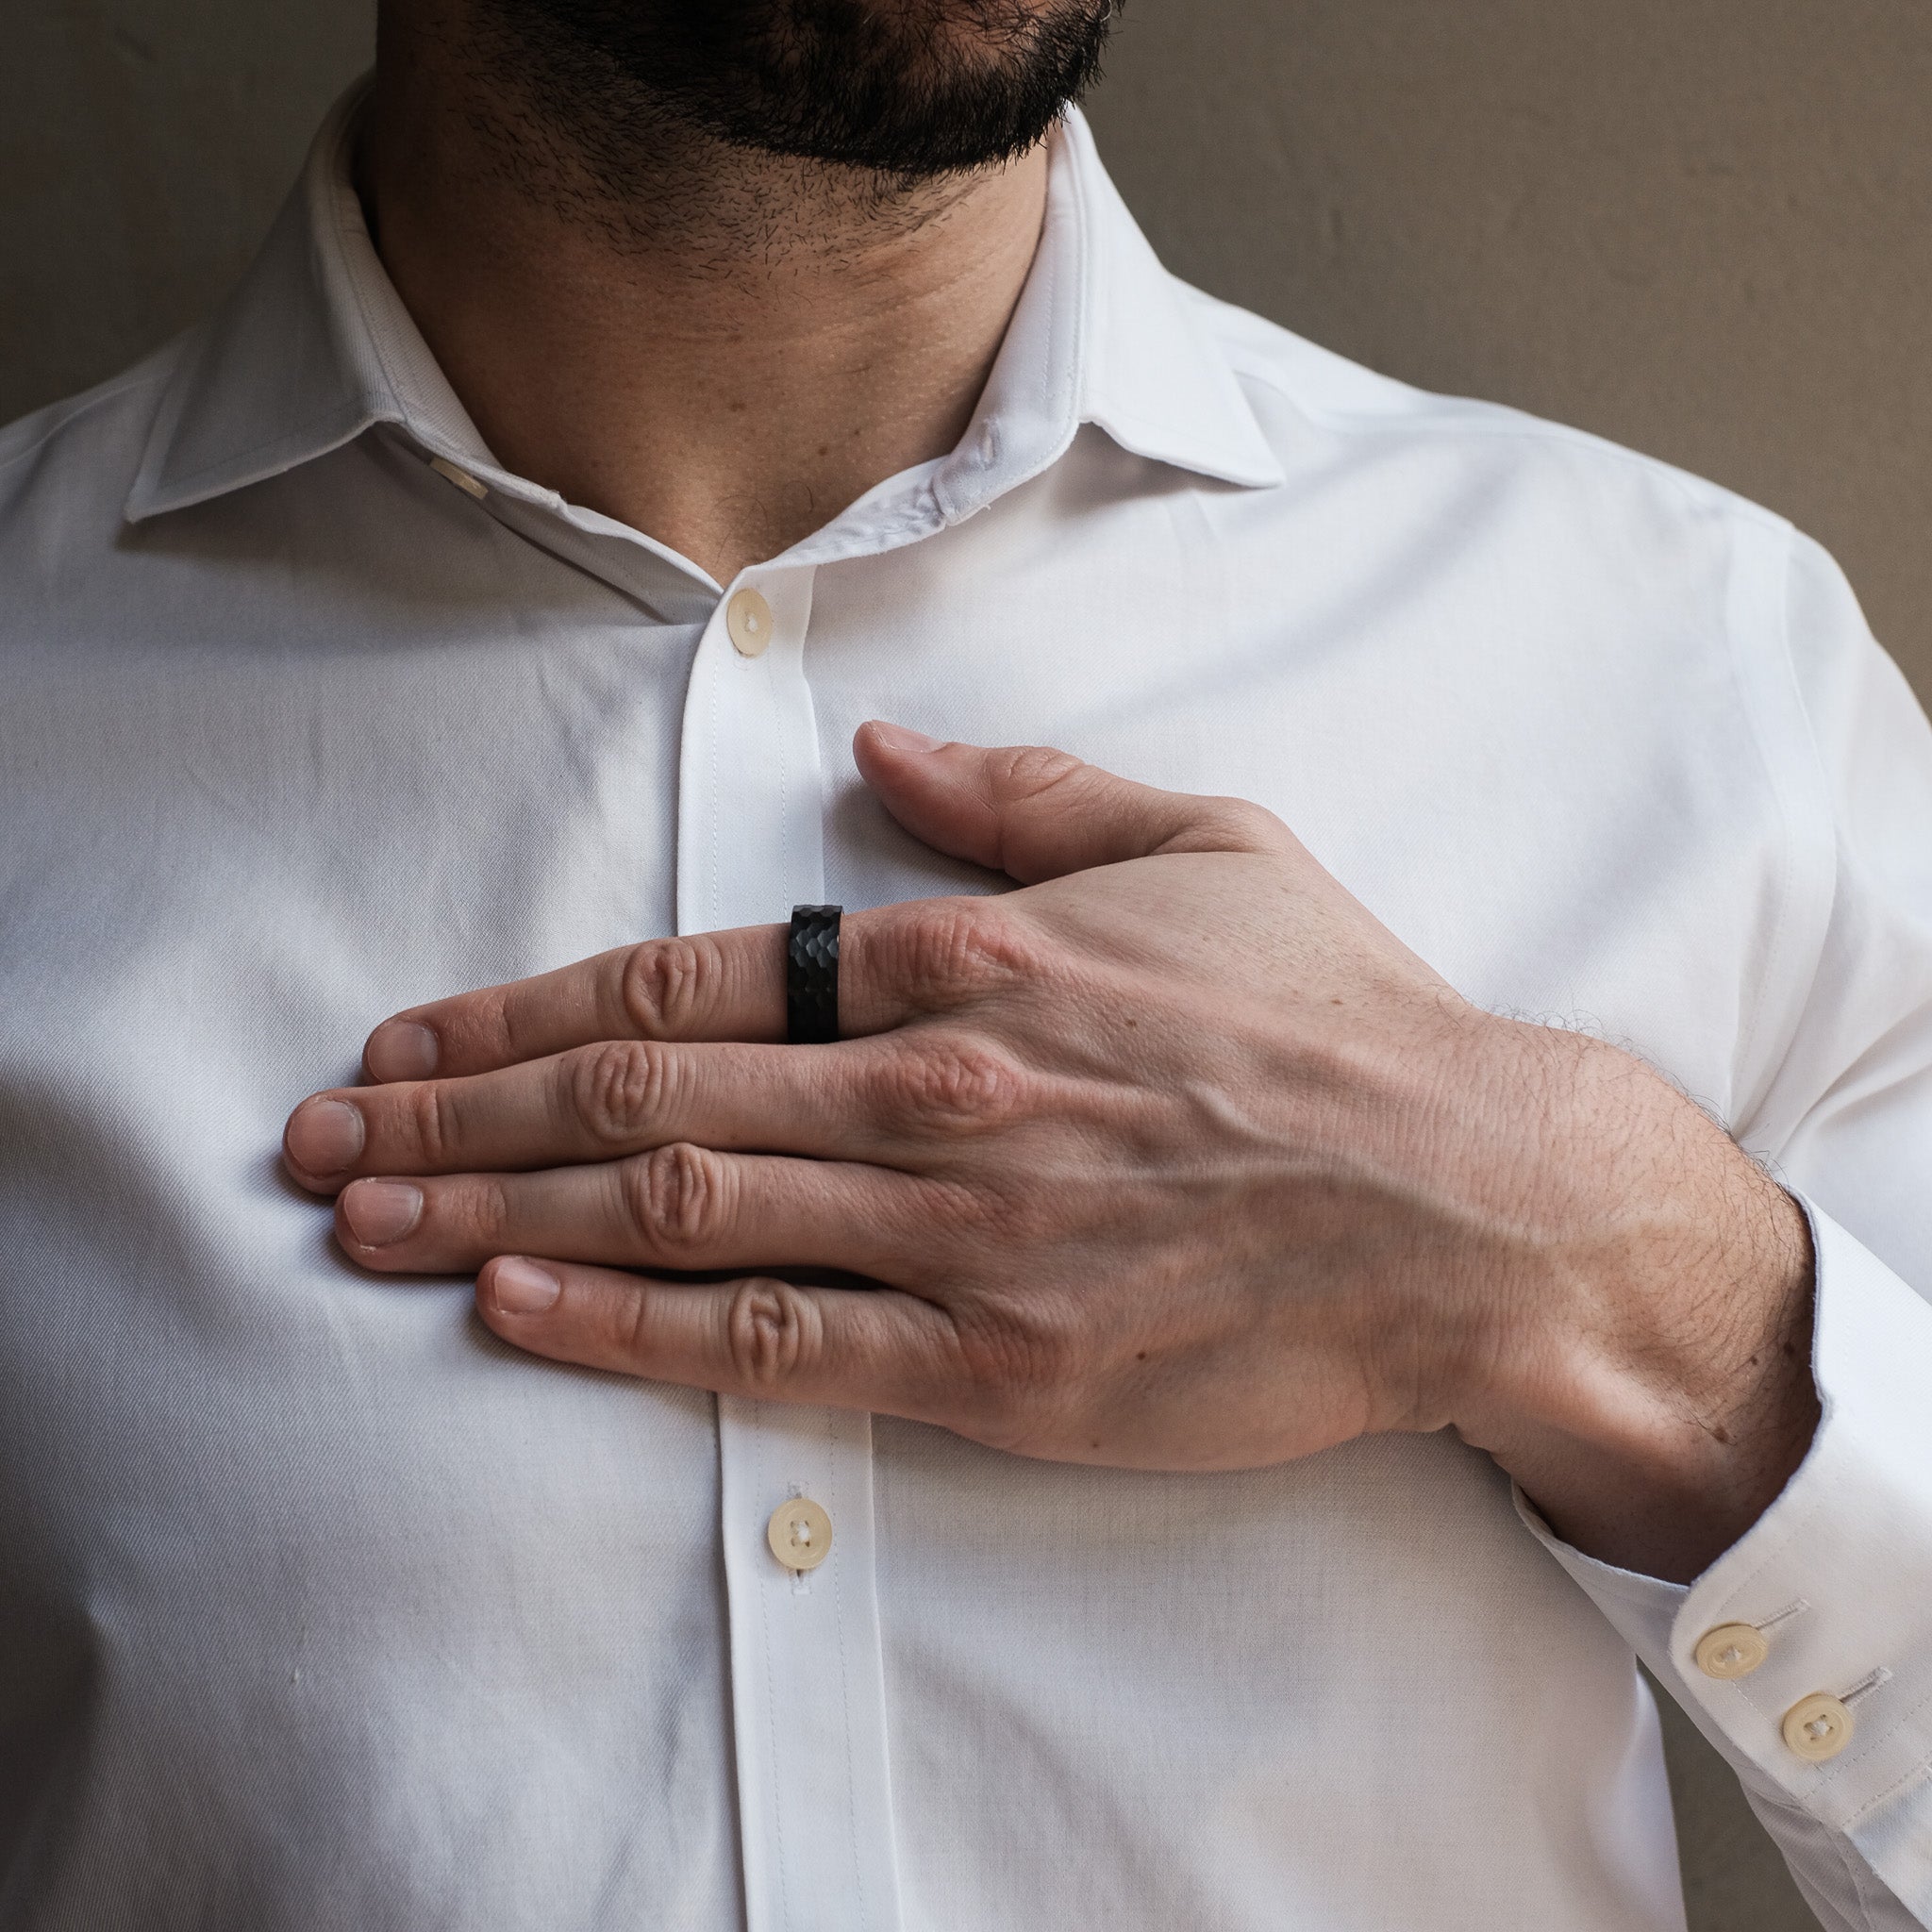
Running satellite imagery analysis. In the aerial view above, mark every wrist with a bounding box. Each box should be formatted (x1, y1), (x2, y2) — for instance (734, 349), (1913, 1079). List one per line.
(1445, 1033), (1820, 1580)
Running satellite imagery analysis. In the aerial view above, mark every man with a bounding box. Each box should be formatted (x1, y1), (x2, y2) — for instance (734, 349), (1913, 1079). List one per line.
(1, 1), (1927, 1925)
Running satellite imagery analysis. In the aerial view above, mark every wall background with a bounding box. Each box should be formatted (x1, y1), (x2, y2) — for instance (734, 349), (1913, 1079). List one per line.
(9, 2), (1929, 1924)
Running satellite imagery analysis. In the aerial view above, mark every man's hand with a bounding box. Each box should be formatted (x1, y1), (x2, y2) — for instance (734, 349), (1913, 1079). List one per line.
(284, 724), (1818, 1581)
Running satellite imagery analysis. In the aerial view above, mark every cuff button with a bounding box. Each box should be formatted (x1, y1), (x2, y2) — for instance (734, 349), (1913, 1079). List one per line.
(1694, 1623), (1770, 1679)
(1781, 1692), (1854, 1763)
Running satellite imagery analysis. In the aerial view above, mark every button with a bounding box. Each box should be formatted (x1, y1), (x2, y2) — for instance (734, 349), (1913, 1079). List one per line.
(767, 1496), (832, 1572)
(1781, 1692), (1854, 1763)
(1694, 1623), (1770, 1679)
(428, 455), (489, 500)
(726, 588), (774, 657)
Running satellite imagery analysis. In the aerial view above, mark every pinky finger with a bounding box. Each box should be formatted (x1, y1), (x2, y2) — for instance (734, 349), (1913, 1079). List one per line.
(475, 1254), (964, 1419)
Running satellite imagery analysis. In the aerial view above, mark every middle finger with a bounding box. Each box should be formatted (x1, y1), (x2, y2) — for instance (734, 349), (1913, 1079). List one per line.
(286, 1037), (891, 1191)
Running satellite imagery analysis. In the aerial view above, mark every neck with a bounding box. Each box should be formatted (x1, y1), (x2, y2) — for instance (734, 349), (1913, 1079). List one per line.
(360, 12), (1051, 585)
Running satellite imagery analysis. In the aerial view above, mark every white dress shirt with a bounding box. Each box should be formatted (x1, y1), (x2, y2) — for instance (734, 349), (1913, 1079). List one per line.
(3, 81), (1930, 1932)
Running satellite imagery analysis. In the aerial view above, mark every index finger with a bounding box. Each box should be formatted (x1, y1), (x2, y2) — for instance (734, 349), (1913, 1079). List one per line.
(361, 927), (781, 1081)
(361, 913), (947, 1081)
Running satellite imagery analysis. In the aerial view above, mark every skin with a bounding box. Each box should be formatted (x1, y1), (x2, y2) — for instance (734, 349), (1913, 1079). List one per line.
(362, 0), (1052, 583)
(287, 731), (1818, 1584)
(293, 3), (1822, 1586)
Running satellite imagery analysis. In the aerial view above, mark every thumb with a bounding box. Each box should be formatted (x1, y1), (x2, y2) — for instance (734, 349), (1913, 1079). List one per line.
(852, 723), (1290, 883)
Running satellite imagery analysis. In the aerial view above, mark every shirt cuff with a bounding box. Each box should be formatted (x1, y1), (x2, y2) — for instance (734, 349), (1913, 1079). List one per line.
(1518, 1202), (1932, 1915)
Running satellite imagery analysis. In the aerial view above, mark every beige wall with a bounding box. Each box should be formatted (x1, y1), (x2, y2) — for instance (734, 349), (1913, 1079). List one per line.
(11, 4), (1927, 1924)
(1087, 0), (1932, 703)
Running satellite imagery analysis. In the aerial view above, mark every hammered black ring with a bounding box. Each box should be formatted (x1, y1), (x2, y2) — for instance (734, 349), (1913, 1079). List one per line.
(787, 904), (842, 1044)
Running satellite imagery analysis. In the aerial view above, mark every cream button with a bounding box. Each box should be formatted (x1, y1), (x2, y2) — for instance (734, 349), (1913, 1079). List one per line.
(726, 588), (774, 658)
(1694, 1623), (1770, 1680)
(1781, 1692), (1854, 1763)
(767, 1496), (833, 1573)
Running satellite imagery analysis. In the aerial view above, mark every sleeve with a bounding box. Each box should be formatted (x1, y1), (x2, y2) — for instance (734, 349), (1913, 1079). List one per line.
(1526, 526), (1932, 1931)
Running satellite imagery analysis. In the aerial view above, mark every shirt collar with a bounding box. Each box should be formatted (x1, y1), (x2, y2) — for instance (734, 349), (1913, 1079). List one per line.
(125, 80), (1285, 528)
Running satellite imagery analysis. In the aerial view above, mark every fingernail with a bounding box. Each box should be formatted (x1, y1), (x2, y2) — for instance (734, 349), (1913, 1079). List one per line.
(340, 1179), (423, 1247)
(365, 1020), (439, 1082)
(489, 1257), (560, 1314)
(285, 1098), (365, 1178)
(868, 722), (942, 754)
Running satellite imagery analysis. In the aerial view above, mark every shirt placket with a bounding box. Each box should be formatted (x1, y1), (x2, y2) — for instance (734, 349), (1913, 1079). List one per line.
(675, 562), (904, 1932)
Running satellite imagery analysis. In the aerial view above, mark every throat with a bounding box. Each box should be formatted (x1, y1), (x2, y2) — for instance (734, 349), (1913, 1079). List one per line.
(358, 49), (1051, 583)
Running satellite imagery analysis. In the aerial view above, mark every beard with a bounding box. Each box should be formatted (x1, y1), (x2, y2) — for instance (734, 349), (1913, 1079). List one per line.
(471, 0), (1118, 184)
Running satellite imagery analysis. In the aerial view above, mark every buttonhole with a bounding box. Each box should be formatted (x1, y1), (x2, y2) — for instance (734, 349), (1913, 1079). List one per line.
(1841, 1667), (1892, 1708)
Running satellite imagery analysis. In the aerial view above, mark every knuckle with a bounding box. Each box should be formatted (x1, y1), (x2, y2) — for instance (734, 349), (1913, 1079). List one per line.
(1191, 794), (1289, 853)
(403, 1080), (456, 1165)
(616, 1282), (658, 1366)
(723, 1276), (820, 1390)
(458, 1174), (512, 1245)
(474, 987), (520, 1064)
(908, 1175), (1007, 1246)
(620, 1141), (730, 1256)
(954, 1304), (1080, 1445)
(959, 1288), (1078, 1388)
(620, 936), (713, 1040)
(570, 1039), (672, 1146)
(937, 1168), (1054, 1245)
(894, 899), (1036, 1005)
(967, 1386), (1042, 1457)
(888, 1039), (1026, 1136)
(989, 743), (1085, 805)
(1016, 1309), (1081, 1390)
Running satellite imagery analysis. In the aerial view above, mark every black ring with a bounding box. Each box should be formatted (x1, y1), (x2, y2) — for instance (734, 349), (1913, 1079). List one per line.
(787, 905), (842, 1044)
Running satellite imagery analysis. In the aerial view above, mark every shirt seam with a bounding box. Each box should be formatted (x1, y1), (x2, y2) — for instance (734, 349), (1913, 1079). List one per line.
(1820, 1679), (1932, 1808)
(1720, 518), (1819, 1125)
(754, 1406), (796, 1931)
(828, 1407), (870, 1930)
(1845, 1742), (1932, 1831)
(1225, 357), (1794, 531)
(1825, 1820), (1882, 1932)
